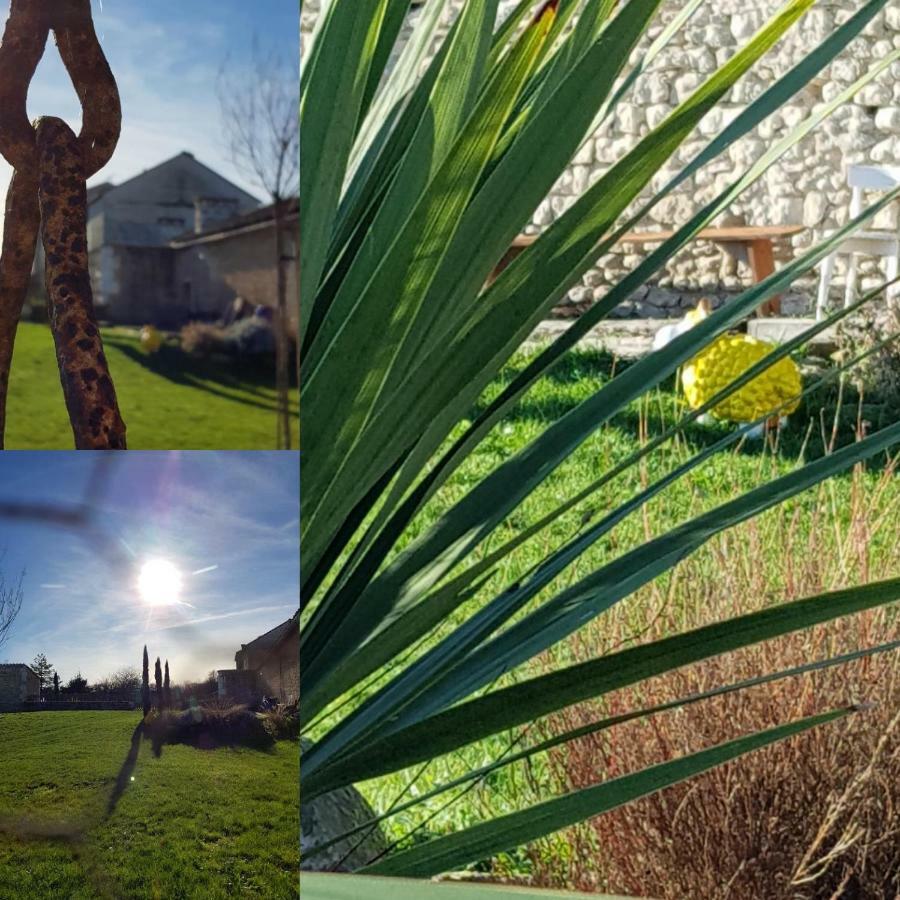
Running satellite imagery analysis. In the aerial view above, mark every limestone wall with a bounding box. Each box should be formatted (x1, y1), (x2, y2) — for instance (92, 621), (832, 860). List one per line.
(0, 665), (39, 703)
(258, 631), (300, 705)
(302, 1), (900, 317)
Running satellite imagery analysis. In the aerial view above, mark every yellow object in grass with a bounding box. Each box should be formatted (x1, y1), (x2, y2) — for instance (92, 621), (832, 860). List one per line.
(681, 332), (802, 423)
(140, 325), (163, 353)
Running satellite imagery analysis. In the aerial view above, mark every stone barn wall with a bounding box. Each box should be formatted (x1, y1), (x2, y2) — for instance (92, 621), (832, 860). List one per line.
(257, 629), (299, 705)
(175, 222), (300, 329)
(217, 669), (260, 705)
(302, 0), (900, 317)
(92, 246), (179, 326)
(0, 665), (40, 704)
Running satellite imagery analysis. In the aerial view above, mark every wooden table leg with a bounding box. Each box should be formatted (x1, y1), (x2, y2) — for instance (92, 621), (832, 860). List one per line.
(487, 246), (524, 287)
(747, 238), (780, 316)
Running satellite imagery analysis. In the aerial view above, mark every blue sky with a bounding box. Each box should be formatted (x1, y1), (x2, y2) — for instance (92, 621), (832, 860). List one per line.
(0, 452), (299, 684)
(0, 0), (298, 235)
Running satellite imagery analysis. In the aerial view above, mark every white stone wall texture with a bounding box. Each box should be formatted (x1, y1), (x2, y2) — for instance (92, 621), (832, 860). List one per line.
(302, 1), (900, 317)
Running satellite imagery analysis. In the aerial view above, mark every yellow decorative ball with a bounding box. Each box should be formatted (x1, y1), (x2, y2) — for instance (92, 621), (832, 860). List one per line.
(681, 333), (801, 423)
(140, 325), (163, 353)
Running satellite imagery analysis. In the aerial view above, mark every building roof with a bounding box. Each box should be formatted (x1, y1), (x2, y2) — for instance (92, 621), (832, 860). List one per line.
(87, 182), (116, 205)
(171, 196), (299, 247)
(0, 663), (38, 675)
(240, 611), (299, 656)
(89, 151), (261, 209)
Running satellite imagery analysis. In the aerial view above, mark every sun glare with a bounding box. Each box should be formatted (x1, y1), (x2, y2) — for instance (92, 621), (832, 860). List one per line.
(137, 559), (183, 607)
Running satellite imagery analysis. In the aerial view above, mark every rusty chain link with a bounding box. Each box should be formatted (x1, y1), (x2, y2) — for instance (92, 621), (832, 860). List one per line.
(0, 0), (126, 449)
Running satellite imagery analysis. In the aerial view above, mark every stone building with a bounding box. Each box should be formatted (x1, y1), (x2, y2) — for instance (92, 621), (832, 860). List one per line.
(0, 663), (40, 705)
(171, 198), (300, 330)
(84, 152), (260, 323)
(302, 0), (900, 317)
(33, 152), (262, 325)
(218, 612), (299, 705)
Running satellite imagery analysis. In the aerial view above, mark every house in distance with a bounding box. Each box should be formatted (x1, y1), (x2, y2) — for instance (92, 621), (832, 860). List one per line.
(217, 612), (299, 706)
(30, 151), (299, 329)
(0, 663), (40, 708)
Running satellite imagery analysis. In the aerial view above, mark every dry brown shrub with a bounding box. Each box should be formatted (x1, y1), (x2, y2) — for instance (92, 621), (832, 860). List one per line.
(528, 463), (900, 899)
(180, 321), (229, 356)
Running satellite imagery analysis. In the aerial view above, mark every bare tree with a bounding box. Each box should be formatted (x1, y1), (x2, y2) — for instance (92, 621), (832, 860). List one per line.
(95, 666), (141, 696)
(217, 38), (298, 450)
(0, 554), (23, 653)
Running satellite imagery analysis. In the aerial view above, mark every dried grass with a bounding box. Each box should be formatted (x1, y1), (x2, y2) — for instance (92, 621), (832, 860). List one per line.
(528, 462), (900, 899)
(259, 703), (300, 740)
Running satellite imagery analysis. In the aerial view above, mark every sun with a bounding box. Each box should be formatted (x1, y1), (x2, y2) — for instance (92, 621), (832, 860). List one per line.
(137, 559), (183, 607)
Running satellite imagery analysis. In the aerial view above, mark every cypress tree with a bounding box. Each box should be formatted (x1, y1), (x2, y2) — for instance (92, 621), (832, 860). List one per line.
(154, 657), (162, 709)
(142, 646), (151, 717)
(163, 660), (171, 709)
(53, 671), (59, 698)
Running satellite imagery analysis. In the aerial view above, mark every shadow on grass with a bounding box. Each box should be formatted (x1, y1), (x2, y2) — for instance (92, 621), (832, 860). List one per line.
(0, 727), (147, 843)
(0, 813), (120, 900)
(0, 814), (84, 843)
(0, 714), (278, 900)
(103, 338), (299, 418)
(106, 721), (144, 818)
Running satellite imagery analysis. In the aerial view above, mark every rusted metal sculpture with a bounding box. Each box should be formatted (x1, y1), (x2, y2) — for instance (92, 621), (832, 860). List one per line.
(0, 0), (126, 449)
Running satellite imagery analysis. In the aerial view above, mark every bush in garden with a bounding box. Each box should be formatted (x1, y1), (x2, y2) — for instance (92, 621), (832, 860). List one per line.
(180, 321), (229, 357)
(144, 700), (274, 752)
(259, 703), (300, 740)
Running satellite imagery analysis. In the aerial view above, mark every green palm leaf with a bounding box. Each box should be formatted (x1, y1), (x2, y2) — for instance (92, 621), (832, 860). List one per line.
(362, 709), (854, 877)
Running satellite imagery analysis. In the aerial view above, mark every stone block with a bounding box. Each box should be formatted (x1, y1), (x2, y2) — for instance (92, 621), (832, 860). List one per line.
(830, 58), (862, 83)
(730, 12), (763, 41)
(875, 107), (900, 132)
(573, 140), (594, 166)
(803, 191), (829, 226)
(617, 105), (645, 135)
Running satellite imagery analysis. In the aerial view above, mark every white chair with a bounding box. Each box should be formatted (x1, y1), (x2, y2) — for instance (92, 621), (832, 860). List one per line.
(816, 164), (900, 321)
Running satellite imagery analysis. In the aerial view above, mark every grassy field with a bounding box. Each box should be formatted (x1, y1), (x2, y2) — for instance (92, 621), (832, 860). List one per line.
(5, 322), (299, 449)
(0, 712), (299, 899)
(337, 347), (900, 877)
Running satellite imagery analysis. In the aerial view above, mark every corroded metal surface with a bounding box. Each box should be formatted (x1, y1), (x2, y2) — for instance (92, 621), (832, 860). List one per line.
(37, 118), (126, 449)
(0, 2), (49, 171)
(0, 165), (40, 445)
(0, 0), (125, 448)
(50, 0), (122, 176)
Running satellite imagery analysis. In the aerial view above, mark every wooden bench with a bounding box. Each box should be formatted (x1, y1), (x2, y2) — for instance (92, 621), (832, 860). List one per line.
(494, 225), (805, 316)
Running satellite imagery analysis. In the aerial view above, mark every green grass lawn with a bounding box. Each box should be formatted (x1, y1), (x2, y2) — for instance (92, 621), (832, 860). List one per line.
(6, 323), (299, 449)
(0, 712), (299, 899)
